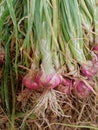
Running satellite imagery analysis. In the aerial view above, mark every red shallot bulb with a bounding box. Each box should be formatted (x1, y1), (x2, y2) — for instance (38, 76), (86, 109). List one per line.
(93, 44), (98, 55)
(56, 78), (72, 94)
(22, 72), (39, 89)
(36, 71), (62, 88)
(80, 61), (96, 77)
(74, 80), (91, 98)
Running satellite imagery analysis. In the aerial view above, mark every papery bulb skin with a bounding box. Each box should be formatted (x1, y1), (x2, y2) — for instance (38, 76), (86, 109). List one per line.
(81, 66), (94, 77)
(93, 44), (98, 55)
(57, 78), (72, 94)
(36, 71), (62, 88)
(62, 78), (72, 87)
(94, 61), (98, 68)
(49, 74), (62, 88)
(92, 45), (98, 60)
(80, 61), (96, 77)
(74, 80), (91, 98)
(22, 73), (39, 90)
(35, 71), (43, 86)
(56, 85), (70, 94)
(36, 71), (54, 86)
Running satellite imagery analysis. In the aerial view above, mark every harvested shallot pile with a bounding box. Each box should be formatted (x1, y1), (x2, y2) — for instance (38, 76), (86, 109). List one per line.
(0, 0), (98, 130)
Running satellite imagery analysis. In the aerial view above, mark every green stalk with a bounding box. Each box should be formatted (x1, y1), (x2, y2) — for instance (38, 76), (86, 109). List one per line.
(84, 0), (94, 19)
(40, 21), (55, 76)
(20, 0), (35, 67)
(5, 0), (18, 76)
(10, 65), (15, 130)
(91, 0), (98, 44)
(21, 0), (35, 50)
(23, 0), (28, 30)
(79, 0), (93, 31)
(40, 39), (55, 75)
(61, 0), (86, 63)
(78, 0), (94, 51)
(52, 0), (60, 69)
(0, 0), (17, 41)
(43, 0), (58, 48)
(50, 122), (98, 130)
(3, 35), (12, 116)
(0, 1), (8, 41)
(83, 0), (98, 44)
(58, 34), (66, 66)
(34, 0), (55, 77)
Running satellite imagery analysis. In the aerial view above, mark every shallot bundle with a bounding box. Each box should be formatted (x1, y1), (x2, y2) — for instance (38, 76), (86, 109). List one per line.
(22, 0), (98, 99)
